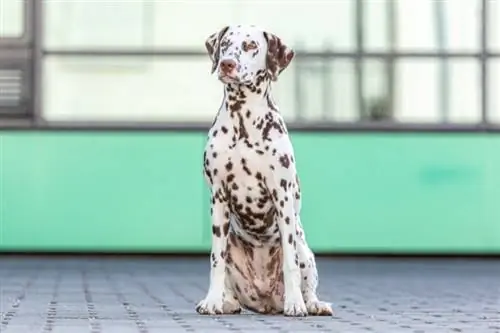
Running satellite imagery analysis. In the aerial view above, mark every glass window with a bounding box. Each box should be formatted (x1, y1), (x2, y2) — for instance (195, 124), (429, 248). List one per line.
(447, 60), (481, 123)
(44, 1), (154, 49)
(42, 57), (221, 122)
(42, 56), (358, 123)
(362, 60), (391, 121)
(392, 59), (480, 123)
(43, 0), (355, 52)
(364, 0), (395, 51)
(373, 0), (481, 52)
(0, 0), (25, 38)
(238, 0), (355, 52)
(488, 0), (500, 52)
(281, 59), (357, 122)
(42, 56), (481, 125)
(488, 60), (500, 123)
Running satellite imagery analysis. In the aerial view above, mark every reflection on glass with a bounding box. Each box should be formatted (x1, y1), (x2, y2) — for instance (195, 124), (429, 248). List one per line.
(0, 0), (25, 38)
(44, 0), (355, 51)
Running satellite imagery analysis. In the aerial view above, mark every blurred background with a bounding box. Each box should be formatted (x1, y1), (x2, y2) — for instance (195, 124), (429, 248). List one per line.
(0, 0), (499, 255)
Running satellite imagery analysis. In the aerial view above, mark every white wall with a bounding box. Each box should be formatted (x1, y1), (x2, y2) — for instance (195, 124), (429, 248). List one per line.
(11, 0), (500, 123)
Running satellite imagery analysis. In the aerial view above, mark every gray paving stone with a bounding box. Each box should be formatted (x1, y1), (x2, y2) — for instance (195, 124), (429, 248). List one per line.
(0, 257), (498, 332)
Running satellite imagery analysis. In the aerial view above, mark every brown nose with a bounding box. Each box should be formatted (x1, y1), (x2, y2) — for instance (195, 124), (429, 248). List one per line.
(220, 59), (236, 73)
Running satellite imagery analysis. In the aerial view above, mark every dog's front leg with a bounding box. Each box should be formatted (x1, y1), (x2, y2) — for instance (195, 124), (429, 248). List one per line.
(196, 186), (232, 315)
(269, 171), (307, 316)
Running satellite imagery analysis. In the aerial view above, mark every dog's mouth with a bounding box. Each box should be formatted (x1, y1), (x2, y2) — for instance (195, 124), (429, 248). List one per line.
(218, 74), (253, 86)
(218, 74), (239, 84)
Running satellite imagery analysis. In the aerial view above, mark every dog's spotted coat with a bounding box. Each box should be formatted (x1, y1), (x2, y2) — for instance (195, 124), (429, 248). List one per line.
(196, 25), (333, 317)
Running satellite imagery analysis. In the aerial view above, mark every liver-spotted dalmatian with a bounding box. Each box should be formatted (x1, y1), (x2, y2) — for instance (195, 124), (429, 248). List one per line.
(196, 25), (333, 317)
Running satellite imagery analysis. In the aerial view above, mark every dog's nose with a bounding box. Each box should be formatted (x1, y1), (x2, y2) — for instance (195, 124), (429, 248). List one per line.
(220, 59), (236, 73)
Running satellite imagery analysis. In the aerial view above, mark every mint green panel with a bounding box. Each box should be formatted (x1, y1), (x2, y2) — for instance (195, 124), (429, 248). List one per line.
(0, 132), (210, 252)
(1, 131), (499, 254)
(293, 133), (500, 253)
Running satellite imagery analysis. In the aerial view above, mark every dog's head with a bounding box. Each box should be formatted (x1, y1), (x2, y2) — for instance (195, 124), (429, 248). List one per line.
(205, 25), (295, 86)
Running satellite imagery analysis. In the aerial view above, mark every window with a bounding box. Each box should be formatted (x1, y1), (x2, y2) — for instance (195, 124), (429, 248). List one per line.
(0, 0), (25, 38)
(488, 0), (500, 52)
(364, 0), (481, 52)
(33, 0), (496, 129)
(488, 60), (500, 123)
(44, 1), (152, 49)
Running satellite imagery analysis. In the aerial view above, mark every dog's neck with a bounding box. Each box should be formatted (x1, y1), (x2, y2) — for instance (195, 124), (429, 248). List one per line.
(217, 78), (285, 143)
(221, 77), (277, 115)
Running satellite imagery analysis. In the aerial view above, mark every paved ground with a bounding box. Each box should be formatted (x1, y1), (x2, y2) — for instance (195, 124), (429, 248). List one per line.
(0, 256), (498, 333)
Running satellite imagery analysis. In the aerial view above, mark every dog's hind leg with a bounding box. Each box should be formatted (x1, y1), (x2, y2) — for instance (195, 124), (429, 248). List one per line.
(295, 216), (334, 316)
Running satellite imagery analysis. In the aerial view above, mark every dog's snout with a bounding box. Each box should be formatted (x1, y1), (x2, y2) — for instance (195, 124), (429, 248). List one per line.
(220, 59), (236, 73)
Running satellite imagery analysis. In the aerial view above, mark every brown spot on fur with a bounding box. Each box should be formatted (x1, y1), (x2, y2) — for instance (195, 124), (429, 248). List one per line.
(212, 225), (221, 237)
(288, 233), (293, 244)
(279, 154), (290, 168)
(222, 222), (230, 236)
(279, 179), (287, 191)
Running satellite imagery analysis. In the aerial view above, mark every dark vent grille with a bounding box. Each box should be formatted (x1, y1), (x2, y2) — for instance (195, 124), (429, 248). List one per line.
(0, 69), (23, 107)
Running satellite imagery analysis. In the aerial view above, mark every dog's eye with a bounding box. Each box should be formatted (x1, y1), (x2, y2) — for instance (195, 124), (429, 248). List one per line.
(242, 41), (257, 52)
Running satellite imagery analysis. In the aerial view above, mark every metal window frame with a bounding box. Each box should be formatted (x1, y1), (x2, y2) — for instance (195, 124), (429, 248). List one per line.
(2, 0), (500, 133)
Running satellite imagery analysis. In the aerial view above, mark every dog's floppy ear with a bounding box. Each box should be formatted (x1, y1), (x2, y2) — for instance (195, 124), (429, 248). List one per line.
(263, 31), (295, 81)
(205, 26), (230, 74)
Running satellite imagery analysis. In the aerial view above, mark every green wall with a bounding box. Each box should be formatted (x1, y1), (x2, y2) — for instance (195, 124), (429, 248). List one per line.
(1, 131), (499, 254)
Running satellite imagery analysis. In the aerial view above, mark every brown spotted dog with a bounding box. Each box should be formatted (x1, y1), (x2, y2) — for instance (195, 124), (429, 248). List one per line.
(196, 25), (333, 317)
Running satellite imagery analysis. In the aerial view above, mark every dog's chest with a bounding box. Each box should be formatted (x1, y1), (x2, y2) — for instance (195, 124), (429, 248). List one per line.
(204, 123), (272, 183)
(204, 124), (280, 238)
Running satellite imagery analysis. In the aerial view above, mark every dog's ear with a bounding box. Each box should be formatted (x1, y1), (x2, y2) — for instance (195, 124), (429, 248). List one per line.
(263, 31), (295, 81)
(205, 26), (230, 74)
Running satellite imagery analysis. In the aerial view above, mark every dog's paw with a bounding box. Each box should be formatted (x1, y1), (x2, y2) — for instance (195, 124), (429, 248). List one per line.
(196, 295), (224, 315)
(284, 292), (307, 317)
(196, 295), (241, 315)
(306, 300), (334, 316)
(223, 299), (242, 314)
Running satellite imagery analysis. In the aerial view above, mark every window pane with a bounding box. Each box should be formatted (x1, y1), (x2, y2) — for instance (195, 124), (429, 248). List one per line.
(44, 0), (355, 51)
(389, 0), (481, 51)
(42, 56), (357, 123)
(44, 1), (154, 49)
(284, 59), (356, 122)
(393, 59), (480, 123)
(42, 57), (221, 122)
(447, 60), (481, 123)
(43, 57), (480, 125)
(362, 60), (391, 121)
(0, 0), (25, 38)
(364, 0), (394, 51)
(488, 60), (500, 123)
(238, 0), (355, 52)
(489, 0), (500, 51)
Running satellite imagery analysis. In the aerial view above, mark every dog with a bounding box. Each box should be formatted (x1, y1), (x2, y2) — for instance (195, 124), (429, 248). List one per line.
(196, 25), (333, 317)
